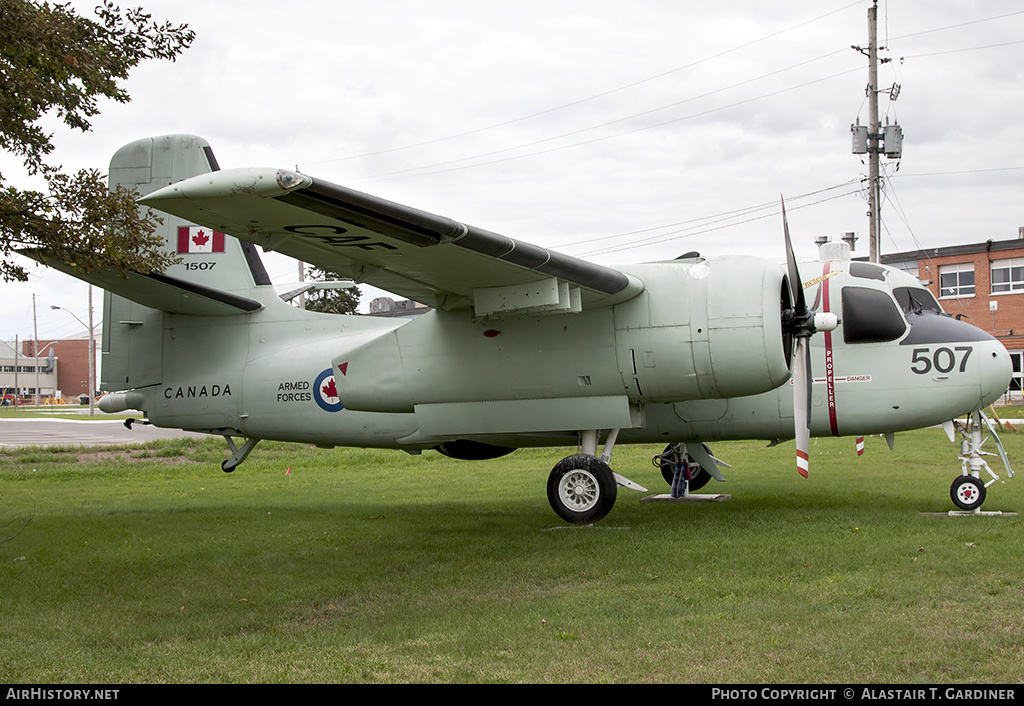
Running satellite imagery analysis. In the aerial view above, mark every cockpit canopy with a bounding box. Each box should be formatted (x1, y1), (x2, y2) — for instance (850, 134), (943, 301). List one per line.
(838, 265), (991, 346)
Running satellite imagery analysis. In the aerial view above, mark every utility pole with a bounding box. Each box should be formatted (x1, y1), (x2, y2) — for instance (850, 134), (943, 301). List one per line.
(51, 294), (97, 416)
(852, 0), (902, 264)
(866, 0), (880, 264)
(88, 286), (95, 416)
(33, 293), (39, 406)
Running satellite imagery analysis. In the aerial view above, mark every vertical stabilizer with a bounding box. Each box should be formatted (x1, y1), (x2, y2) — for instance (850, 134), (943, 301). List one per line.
(109, 135), (271, 292)
(102, 135), (270, 392)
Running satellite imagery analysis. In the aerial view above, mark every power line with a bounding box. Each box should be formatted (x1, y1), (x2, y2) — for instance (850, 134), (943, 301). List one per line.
(301, 0), (867, 169)
(560, 180), (862, 251)
(314, 6), (1021, 188)
(901, 39), (1024, 59)
(574, 183), (864, 258)
(888, 9), (1024, 43)
(891, 165), (1024, 179)
(355, 66), (864, 184)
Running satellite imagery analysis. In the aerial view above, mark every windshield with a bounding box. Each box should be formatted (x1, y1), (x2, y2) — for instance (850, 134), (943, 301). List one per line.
(892, 286), (943, 315)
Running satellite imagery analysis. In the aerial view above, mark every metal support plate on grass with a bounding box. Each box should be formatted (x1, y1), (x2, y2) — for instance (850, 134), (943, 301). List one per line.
(640, 493), (732, 503)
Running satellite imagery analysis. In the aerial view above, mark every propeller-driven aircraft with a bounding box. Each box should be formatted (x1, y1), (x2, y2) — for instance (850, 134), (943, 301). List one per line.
(31, 135), (1013, 523)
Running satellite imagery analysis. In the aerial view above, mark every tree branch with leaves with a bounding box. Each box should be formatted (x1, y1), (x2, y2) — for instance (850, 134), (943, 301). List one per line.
(0, 0), (195, 281)
(302, 266), (362, 315)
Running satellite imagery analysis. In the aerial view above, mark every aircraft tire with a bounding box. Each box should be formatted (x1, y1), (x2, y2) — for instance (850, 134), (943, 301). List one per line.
(950, 475), (986, 511)
(657, 444), (712, 492)
(547, 454), (617, 524)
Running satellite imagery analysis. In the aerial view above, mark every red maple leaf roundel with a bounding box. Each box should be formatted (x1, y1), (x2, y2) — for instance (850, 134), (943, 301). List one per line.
(322, 378), (339, 400)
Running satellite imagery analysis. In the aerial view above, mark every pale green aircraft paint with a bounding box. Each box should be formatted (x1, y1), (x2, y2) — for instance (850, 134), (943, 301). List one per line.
(32, 135), (1012, 523)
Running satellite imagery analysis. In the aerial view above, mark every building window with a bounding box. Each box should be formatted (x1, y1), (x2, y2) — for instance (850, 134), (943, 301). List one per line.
(990, 258), (1024, 294)
(938, 263), (975, 298)
(1010, 351), (1023, 394)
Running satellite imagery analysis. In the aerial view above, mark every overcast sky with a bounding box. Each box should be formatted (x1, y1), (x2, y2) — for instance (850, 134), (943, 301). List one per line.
(4, 0), (1024, 343)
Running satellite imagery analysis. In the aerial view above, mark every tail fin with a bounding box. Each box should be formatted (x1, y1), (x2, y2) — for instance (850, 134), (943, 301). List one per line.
(110, 134), (272, 299)
(29, 135), (272, 313)
(98, 135), (273, 391)
(23, 135), (275, 392)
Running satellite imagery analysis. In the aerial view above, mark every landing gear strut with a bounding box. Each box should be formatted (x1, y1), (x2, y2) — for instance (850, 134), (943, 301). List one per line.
(221, 435), (260, 472)
(946, 410), (1013, 513)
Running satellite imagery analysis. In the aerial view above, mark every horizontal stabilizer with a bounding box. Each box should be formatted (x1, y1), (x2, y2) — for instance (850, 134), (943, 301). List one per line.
(24, 249), (262, 316)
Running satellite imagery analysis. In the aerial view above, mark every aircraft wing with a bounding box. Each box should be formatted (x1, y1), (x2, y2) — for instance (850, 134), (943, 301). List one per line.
(140, 168), (644, 315)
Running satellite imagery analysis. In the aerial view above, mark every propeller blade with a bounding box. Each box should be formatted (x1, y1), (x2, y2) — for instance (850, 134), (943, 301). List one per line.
(793, 336), (811, 478)
(781, 195), (806, 317)
(783, 195), (813, 478)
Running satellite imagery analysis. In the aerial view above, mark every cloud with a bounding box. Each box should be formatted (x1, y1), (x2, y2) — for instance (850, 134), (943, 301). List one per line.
(4, 0), (1024, 340)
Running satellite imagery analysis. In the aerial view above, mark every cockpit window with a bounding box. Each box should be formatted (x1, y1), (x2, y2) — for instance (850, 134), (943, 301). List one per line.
(849, 262), (886, 281)
(841, 286), (907, 344)
(892, 286), (943, 315)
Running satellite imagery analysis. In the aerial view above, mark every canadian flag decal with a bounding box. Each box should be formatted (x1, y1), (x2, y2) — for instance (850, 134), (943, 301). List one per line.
(177, 226), (225, 254)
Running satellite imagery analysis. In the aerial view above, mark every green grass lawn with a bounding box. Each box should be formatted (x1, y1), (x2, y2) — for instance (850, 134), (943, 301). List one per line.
(1, 430), (1022, 683)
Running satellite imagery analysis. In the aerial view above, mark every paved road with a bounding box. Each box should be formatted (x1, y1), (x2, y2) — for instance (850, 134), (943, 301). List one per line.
(0, 417), (205, 449)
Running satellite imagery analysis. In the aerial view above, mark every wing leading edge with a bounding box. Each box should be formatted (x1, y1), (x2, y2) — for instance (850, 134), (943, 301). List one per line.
(139, 168), (644, 316)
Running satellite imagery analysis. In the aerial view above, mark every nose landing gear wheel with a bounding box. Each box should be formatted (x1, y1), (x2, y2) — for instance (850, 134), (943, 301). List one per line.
(547, 454), (617, 524)
(950, 475), (986, 511)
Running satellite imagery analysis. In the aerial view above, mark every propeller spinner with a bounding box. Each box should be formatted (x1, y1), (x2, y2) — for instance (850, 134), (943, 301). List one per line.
(780, 197), (838, 477)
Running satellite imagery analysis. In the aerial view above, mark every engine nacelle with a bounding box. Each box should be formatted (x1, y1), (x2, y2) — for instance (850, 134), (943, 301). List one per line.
(333, 256), (793, 413)
(612, 257), (792, 401)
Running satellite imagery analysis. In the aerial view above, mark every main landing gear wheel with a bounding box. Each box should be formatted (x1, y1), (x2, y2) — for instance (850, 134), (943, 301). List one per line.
(657, 444), (713, 492)
(950, 475), (986, 511)
(547, 453), (618, 524)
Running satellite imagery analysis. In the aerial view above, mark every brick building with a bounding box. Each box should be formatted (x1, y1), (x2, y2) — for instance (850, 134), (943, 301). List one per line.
(879, 237), (1024, 396)
(1, 338), (96, 401)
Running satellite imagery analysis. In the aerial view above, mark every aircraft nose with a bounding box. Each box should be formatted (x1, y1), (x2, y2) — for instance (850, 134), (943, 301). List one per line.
(979, 340), (1013, 408)
(903, 310), (1011, 409)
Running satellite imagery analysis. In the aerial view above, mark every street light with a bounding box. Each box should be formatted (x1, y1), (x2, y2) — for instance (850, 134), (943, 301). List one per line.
(50, 288), (96, 416)
(23, 340), (58, 408)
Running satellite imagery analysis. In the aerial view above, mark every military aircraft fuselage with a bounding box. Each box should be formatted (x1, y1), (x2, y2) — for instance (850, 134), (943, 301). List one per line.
(56, 134), (1010, 522)
(110, 254), (1009, 457)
